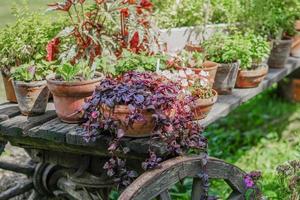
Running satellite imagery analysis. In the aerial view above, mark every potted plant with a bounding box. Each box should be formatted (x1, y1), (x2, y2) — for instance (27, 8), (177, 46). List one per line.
(235, 34), (270, 88)
(202, 33), (251, 94)
(10, 62), (53, 115)
(240, 0), (299, 68)
(291, 32), (300, 58)
(47, 0), (161, 123)
(0, 4), (64, 102)
(46, 62), (104, 123)
(82, 71), (206, 185)
(168, 50), (219, 87)
(160, 69), (217, 120)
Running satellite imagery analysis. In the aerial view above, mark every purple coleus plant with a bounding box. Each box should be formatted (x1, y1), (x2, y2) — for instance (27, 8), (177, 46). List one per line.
(82, 71), (207, 186)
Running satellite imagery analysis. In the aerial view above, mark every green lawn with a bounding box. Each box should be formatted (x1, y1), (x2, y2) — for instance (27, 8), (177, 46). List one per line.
(0, 0), (53, 26)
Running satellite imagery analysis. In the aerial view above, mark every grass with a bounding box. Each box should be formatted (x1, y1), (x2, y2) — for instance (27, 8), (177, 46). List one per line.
(167, 88), (300, 199)
(0, 0), (53, 26)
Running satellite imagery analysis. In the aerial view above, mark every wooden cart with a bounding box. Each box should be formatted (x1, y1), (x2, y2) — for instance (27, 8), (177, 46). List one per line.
(0, 57), (299, 200)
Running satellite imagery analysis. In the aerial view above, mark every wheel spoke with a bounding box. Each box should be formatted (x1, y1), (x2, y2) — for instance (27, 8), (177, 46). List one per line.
(159, 190), (171, 200)
(0, 161), (35, 175)
(0, 180), (33, 200)
(191, 178), (206, 200)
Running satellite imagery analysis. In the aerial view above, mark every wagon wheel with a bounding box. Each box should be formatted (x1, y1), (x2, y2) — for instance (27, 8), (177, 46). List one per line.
(119, 156), (248, 200)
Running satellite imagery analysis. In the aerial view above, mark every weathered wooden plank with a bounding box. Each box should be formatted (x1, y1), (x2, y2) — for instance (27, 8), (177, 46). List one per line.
(0, 103), (20, 122)
(0, 110), (57, 137)
(201, 57), (300, 127)
(27, 118), (76, 143)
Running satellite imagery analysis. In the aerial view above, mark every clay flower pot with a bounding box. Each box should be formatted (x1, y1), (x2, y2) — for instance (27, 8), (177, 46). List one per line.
(175, 61), (219, 87)
(235, 63), (269, 88)
(101, 105), (155, 137)
(278, 78), (300, 102)
(268, 39), (292, 68)
(295, 20), (300, 31)
(46, 74), (102, 124)
(1, 71), (17, 103)
(13, 80), (50, 116)
(191, 61), (219, 87)
(191, 90), (218, 120)
(184, 44), (204, 52)
(213, 62), (240, 95)
(291, 35), (300, 58)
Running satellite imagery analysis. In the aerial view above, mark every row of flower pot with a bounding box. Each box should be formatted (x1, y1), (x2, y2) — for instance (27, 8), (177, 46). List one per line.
(2, 33), (294, 129)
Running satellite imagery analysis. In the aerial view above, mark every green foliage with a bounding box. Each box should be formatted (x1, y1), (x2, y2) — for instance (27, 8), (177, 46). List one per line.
(0, 2), (65, 74)
(115, 51), (168, 75)
(210, 0), (241, 24)
(153, 0), (205, 28)
(240, 0), (300, 39)
(246, 33), (270, 66)
(55, 61), (96, 82)
(10, 61), (55, 82)
(178, 50), (205, 68)
(203, 32), (252, 68)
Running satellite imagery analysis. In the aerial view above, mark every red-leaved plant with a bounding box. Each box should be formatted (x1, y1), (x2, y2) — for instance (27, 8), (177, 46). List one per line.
(47, 0), (161, 66)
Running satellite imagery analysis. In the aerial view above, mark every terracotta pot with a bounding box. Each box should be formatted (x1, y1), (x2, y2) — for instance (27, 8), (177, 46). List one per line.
(13, 80), (49, 116)
(295, 20), (300, 31)
(191, 61), (219, 87)
(235, 63), (269, 88)
(191, 90), (218, 120)
(184, 44), (204, 52)
(278, 78), (300, 102)
(268, 39), (292, 68)
(1, 71), (17, 103)
(213, 62), (240, 95)
(291, 35), (300, 58)
(101, 105), (155, 137)
(46, 74), (103, 124)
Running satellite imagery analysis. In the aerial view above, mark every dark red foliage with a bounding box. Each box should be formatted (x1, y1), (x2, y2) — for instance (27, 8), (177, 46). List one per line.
(46, 38), (60, 61)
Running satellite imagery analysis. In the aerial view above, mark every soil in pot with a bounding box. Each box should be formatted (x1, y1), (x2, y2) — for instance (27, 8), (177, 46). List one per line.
(268, 39), (292, 68)
(13, 80), (50, 116)
(101, 105), (155, 137)
(191, 89), (218, 120)
(291, 34), (300, 58)
(46, 74), (103, 124)
(213, 62), (240, 95)
(1, 72), (17, 103)
(235, 63), (269, 88)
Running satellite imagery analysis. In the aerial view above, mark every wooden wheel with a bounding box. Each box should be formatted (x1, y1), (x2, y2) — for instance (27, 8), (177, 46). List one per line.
(119, 156), (248, 200)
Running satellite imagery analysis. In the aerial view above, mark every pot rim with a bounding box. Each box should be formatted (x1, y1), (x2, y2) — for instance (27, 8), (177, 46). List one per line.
(239, 63), (269, 77)
(192, 89), (218, 106)
(46, 72), (104, 86)
(176, 60), (219, 70)
(13, 80), (47, 87)
(101, 104), (154, 115)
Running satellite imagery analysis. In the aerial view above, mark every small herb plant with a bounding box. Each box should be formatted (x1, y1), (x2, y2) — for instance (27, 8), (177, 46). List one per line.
(247, 33), (270, 67)
(203, 32), (252, 68)
(82, 71), (206, 186)
(176, 50), (205, 69)
(55, 61), (96, 82)
(115, 51), (168, 75)
(11, 61), (55, 82)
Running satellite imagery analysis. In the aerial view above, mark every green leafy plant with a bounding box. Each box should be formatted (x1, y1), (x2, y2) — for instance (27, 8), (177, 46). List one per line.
(114, 50), (168, 75)
(55, 61), (96, 82)
(0, 3), (65, 75)
(240, 0), (300, 39)
(247, 33), (270, 66)
(10, 61), (55, 82)
(174, 50), (205, 68)
(203, 32), (252, 68)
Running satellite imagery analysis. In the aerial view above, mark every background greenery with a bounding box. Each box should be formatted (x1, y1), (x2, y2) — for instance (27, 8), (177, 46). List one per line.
(0, 1), (299, 199)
